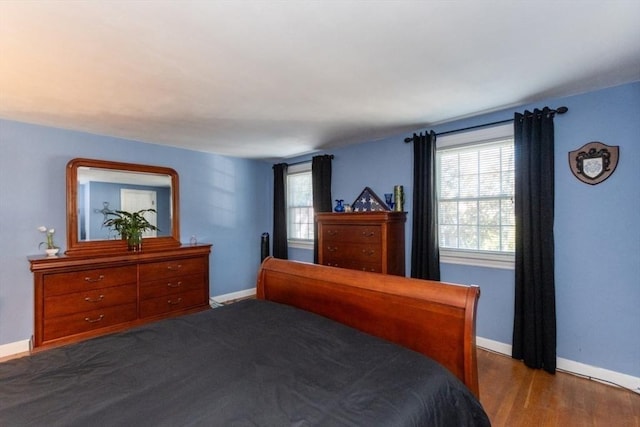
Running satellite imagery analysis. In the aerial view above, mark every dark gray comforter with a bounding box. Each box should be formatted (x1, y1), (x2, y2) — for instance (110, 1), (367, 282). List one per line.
(0, 299), (490, 426)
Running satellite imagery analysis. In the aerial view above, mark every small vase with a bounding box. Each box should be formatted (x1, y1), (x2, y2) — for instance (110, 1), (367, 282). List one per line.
(45, 248), (59, 257)
(126, 232), (143, 252)
(334, 199), (345, 212)
(393, 185), (404, 212)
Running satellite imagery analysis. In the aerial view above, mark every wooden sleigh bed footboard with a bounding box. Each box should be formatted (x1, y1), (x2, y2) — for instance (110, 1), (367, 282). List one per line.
(256, 257), (481, 397)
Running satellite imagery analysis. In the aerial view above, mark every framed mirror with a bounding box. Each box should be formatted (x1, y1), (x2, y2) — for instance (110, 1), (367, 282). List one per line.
(66, 158), (180, 256)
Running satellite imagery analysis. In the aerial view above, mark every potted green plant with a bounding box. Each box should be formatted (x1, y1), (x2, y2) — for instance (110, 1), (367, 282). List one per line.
(103, 209), (159, 251)
(37, 225), (59, 256)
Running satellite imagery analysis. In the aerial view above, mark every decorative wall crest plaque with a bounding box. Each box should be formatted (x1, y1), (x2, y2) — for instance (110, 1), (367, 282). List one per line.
(568, 142), (619, 185)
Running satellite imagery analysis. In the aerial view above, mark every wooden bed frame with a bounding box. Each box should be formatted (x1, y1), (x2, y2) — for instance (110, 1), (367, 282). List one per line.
(256, 257), (481, 397)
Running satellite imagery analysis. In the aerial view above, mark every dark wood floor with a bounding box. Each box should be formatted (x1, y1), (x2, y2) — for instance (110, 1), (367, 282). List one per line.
(478, 349), (640, 426)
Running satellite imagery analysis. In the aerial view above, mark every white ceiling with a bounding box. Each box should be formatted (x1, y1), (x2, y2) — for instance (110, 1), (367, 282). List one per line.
(1, 1), (639, 160)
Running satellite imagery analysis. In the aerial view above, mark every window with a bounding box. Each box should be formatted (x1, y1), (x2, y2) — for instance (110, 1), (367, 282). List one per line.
(436, 124), (515, 269)
(286, 163), (314, 247)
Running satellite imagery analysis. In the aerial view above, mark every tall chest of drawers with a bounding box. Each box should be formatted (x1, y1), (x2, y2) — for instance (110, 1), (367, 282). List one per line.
(316, 212), (406, 276)
(30, 244), (211, 350)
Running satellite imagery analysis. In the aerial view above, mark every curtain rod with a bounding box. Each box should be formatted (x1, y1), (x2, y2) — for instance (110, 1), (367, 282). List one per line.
(273, 154), (334, 168)
(403, 106), (568, 143)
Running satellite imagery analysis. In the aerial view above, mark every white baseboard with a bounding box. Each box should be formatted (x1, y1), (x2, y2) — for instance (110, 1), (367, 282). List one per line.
(477, 336), (640, 394)
(0, 339), (30, 358)
(556, 357), (640, 393)
(477, 337), (513, 356)
(210, 288), (256, 304)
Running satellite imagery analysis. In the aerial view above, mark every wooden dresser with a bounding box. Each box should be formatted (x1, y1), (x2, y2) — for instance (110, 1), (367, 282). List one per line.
(316, 212), (406, 276)
(29, 244), (211, 350)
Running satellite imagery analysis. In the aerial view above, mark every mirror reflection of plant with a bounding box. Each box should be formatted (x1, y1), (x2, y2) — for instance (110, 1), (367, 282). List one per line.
(103, 209), (159, 240)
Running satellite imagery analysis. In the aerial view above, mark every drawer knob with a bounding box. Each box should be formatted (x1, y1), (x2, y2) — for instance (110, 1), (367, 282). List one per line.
(84, 314), (105, 323)
(327, 230), (338, 236)
(168, 297), (183, 305)
(167, 264), (182, 271)
(84, 275), (105, 283)
(361, 249), (375, 256)
(167, 281), (182, 288)
(326, 246), (338, 252)
(84, 295), (105, 303)
(362, 231), (375, 237)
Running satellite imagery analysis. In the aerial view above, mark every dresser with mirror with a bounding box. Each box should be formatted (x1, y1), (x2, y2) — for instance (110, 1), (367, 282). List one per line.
(29, 158), (211, 350)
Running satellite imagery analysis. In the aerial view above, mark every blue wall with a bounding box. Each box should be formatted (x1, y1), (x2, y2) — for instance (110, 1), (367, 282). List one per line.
(287, 82), (640, 378)
(0, 121), (271, 345)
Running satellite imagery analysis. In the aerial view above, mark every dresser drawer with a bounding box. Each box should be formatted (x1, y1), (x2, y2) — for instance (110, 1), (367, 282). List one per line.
(139, 257), (206, 280)
(139, 273), (205, 300)
(31, 244), (212, 349)
(139, 288), (206, 318)
(44, 284), (137, 318)
(43, 303), (137, 341)
(324, 260), (381, 273)
(322, 225), (382, 244)
(43, 265), (137, 297)
(322, 242), (382, 264)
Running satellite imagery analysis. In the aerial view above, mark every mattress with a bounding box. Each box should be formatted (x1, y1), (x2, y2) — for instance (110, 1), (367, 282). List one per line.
(0, 299), (490, 426)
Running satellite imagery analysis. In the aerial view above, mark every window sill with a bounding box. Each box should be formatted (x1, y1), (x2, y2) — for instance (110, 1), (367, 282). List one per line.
(440, 249), (514, 270)
(288, 240), (313, 250)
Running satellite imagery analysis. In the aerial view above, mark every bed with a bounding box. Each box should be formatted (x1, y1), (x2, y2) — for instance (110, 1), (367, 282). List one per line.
(1, 257), (490, 426)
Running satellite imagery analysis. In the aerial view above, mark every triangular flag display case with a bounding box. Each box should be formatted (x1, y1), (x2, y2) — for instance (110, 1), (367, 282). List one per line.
(351, 187), (390, 212)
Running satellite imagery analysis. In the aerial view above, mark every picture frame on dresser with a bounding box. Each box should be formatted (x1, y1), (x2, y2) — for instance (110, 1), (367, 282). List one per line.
(351, 186), (390, 212)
